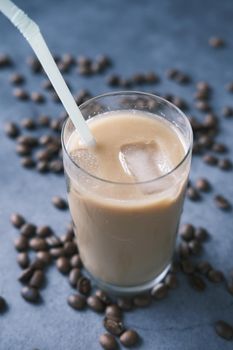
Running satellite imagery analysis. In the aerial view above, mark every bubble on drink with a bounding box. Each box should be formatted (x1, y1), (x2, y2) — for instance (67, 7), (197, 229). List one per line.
(70, 148), (100, 174)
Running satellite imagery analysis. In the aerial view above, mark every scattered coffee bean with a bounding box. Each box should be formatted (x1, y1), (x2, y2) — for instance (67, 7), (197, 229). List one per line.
(103, 317), (125, 336)
(36, 226), (53, 238)
(189, 274), (206, 292)
(49, 159), (63, 173)
(31, 92), (45, 103)
(188, 240), (202, 255)
(67, 293), (86, 310)
(212, 143), (227, 153)
(106, 74), (120, 87)
(69, 268), (81, 287)
(196, 101), (211, 112)
(151, 283), (168, 299)
(4, 122), (20, 138)
(36, 161), (49, 173)
(21, 157), (35, 168)
(208, 269), (224, 283)
(87, 295), (105, 313)
(64, 241), (77, 257)
(13, 88), (29, 100)
(179, 223), (195, 242)
(36, 251), (51, 265)
(195, 227), (208, 242)
(209, 37), (225, 48)
(178, 241), (190, 258)
(27, 56), (42, 73)
(203, 154), (218, 166)
(30, 258), (46, 270)
(29, 270), (44, 289)
(166, 68), (179, 79)
(95, 290), (112, 306)
(46, 235), (62, 248)
(215, 320), (233, 340)
(20, 223), (36, 238)
(106, 305), (122, 320)
(214, 195), (231, 211)
(52, 196), (68, 210)
(164, 273), (178, 289)
(10, 213), (25, 228)
(133, 293), (151, 307)
(222, 106), (233, 118)
(16, 143), (31, 156)
(181, 260), (195, 274)
(29, 238), (48, 251)
(38, 115), (51, 127)
(0, 54), (12, 67)
(50, 247), (65, 259)
(186, 187), (201, 201)
(17, 135), (38, 147)
(21, 286), (40, 303)
(195, 178), (211, 192)
(218, 158), (232, 170)
(56, 257), (71, 274)
(117, 297), (133, 311)
(0, 296), (7, 313)
(77, 276), (91, 295)
(120, 329), (139, 348)
(14, 236), (28, 252)
(70, 254), (82, 268)
(18, 266), (35, 283)
(17, 252), (30, 269)
(196, 261), (212, 275)
(99, 333), (118, 350)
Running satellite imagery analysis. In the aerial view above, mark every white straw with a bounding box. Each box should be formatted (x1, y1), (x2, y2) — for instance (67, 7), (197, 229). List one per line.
(0, 0), (96, 147)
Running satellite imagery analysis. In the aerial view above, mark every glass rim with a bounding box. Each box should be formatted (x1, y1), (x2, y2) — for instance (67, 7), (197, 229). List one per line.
(61, 91), (193, 186)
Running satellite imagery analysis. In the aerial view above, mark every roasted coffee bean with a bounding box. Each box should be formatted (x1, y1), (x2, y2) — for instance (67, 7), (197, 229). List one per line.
(186, 187), (201, 201)
(18, 266), (35, 283)
(77, 276), (91, 295)
(189, 274), (206, 292)
(223, 106), (233, 118)
(69, 268), (81, 287)
(13, 88), (29, 100)
(87, 295), (105, 313)
(78, 65), (93, 75)
(176, 72), (190, 84)
(41, 79), (53, 90)
(36, 226), (53, 238)
(64, 241), (77, 257)
(99, 333), (118, 350)
(196, 261), (212, 275)
(196, 101), (211, 112)
(120, 330), (139, 347)
(178, 241), (190, 258)
(209, 37), (225, 48)
(106, 74), (120, 87)
(203, 154), (218, 166)
(10, 213), (25, 228)
(132, 73), (145, 85)
(0, 54), (12, 67)
(46, 235), (62, 248)
(194, 90), (209, 100)
(214, 195), (231, 210)
(70, 254), (82, 268)
(58, 61), (70, 73)
(36, 251), (51, 265)
(208, 269), (224, 283)
(95, 290), (112, 306)
(21, 286), (40, 303)
(104, 317), (125, 336)
(52, 196), (68, 210)
(77, 55), (92, 67)
(133, 294), (151, 307)
(179, 223), (195, 242)
(215, 320), (233, 340)
(18, 135), (38, 147)
(198, 135), (213, 149)
(21, 157), (35, 168)
(38, 115), (51, 127)
(56, 257), (71, 274)
(145, 71), (159, 84)
(29, 238), (48, 251)
(29, 270), (44, 288)
(36, 161), (49, 173)
(96, 54), (111, 68)
(50, 247), (65, 259)
(16, 144), (31, 157)
(172, 96), (187, 110)
(21, 118), (36, 130)
(20, 223), (36, 238)
(14, 236), (28, 252)
(188, 240), (202, 255)
(17, 149), (32, 162)
(27, 56), (42, 73)
(35, 149), (53, 162)
(30, 258), (46, 270)
(195, 227), (208, 242)
(39, 133), (52, 146)
(62, 53), (75, 66)
(61, 231), (74, 243)
(218, 158), (232, 170)
(212, 143), (227, 153)
(196, 81), (211, 92)
(195, 178), (211, 192)
(67, 294), (86, 310)
(17, 252), (30, 269)
(151, 283), (168, 299)
(49, 160), (63, 173)
(119, 78), (132, 88)
(164, 273), (178, 289)
(117, 297), (133, 311)
(106, 305), (122, 320)
(166, 68), (179, 79)
(0, 296), (7, 313)
(181, 260), (195, 274)
(4, 122), (20, 138)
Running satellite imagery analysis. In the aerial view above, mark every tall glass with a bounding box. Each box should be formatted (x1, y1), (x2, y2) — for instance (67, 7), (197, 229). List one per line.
(62, 92), (193, 295)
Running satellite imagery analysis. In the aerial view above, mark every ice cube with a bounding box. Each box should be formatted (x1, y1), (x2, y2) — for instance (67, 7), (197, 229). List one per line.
(70, 148), (99, 175)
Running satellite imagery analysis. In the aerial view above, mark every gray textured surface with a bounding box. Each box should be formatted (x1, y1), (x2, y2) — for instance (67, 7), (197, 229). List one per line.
(0, 0), (233, 349)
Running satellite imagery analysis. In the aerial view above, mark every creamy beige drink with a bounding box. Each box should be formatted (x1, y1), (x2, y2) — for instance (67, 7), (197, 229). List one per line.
(64, 109), (191, 290)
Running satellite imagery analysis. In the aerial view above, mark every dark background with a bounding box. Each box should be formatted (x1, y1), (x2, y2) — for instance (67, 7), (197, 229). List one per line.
(0, 0), (233, 349)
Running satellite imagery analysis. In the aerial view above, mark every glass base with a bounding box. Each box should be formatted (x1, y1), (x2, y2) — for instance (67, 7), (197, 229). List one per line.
(85, 263), (171, 296)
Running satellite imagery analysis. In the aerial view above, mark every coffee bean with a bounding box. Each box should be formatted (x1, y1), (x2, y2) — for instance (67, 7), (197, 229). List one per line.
(0, 54), (12, 67)
(209, 37), (225, 48)
(38, 115), (51, 127)
(172, 96), (188, 110)
(18, 266), (35, 283)
(188, 240), (202, 255)
(87, 295), (105, 313)
(196, 81), (211, 92)
(77, 276), (91, 295)
(196, 261), (212, 275)
(35, 149), (53, 162)
(181, 260), (195, 274)
(49, 160), (63, 173)
(13, 88), (29, 100)
(70, 254), (82, 268)
(64, 241), (77, 257)
(222, 106), (233, 118)
(20, 223), (36, 238)
(215, 320), (233, 340)
(225, 82), (233, 93)
(16, 144), (32, 157)
(30, 238), (48, 251)
(21, 286), (40, 303)
(166, 68), (179, 79)
(179, 223), (195, 242)
(145, 71), (159, 84)
(21, 118), (36, 130)
(62, 53), (75, 66)
(106, 74), (120, 87)
(95, 290), (112, 306)
(99, 333), (118, 350)
(17, 251), (30, 269)
(178, 241), (190, 258)
(29, 270), (44, 289)
(0, 296), (7, 313)
(189, 274), (206, 292)
(50, 247), (65, 259)
(214, 195), (231, 211)
(195, 227), (208, 242)
(14, 236), (28, 252)
(56, 257), (71, 274)
(10, 213), (25, 228)
(36, 161), (49, 173)
(176, 72), (190, 85)
(69, 268), (81, 287)
(117, 297), (133, 311)
(195, 178), (211, 192)
(103, 317), (125, 336)
(203, 154), (218, 166)
(67, 293), (86, 310)
(133, 294), (151, 307)
(27, 56), (42, 73)
(208, 269), (224, 283)
(78, 65), (93, 75)
(18, 135), (38, 147)
(187, 187), (201, 201)
(36, 251), (51, 265)
(196, 101), (211, 112)
(4, 122), (20, 138)
(119, 78), (132, 88)
(58, 61), (70, 73)
(46, 235), (62, 248)
(120, 330), (139, 347)
(41, 79), (53, 90)
(194, 90), (209, 101)
(151, 283), (168, 299)
(31, 258), (46, 270)
(52, 196), (68, 210)
(212, 143), (227, 153)
(36, 226), (53, 238)
(164, 273), (178, 289)
(106, 305), (122, 320)
(21, 157), (35, 168)
(218, 158), (232, 170)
